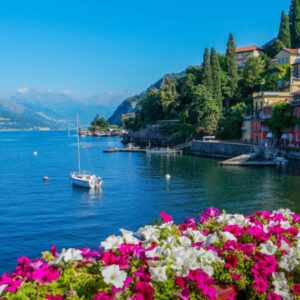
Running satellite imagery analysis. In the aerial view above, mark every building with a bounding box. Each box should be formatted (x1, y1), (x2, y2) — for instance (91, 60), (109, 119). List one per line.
(251, 92), (291, 143)
(235, 46), (262, 68)
(241, 116), (252, 142)
(122, 112), (136, 120)
(292, 91), (300, 145)
(274, 48), (300, 66)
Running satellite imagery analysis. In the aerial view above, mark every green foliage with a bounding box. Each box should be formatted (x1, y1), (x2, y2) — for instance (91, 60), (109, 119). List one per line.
(225, 33), (239, 104)
(202, 48), (213, 93)
(210, 48), (223, 111)
(268, 103), (294, 138)
(263, 63), (291, 91)
(242, 57), (266, 94)
(290, 0), (300, 47)
(263, 39), (285, 58)
(217, 103), (248, 140)
(90, 115), (110, 130)
(278, 11), (291, 47)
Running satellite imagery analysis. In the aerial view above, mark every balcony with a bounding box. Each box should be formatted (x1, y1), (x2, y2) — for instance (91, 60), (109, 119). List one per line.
(261, 113), (272, 120)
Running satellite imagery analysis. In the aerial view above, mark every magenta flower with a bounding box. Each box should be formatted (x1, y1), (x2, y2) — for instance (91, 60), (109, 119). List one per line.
(252, 275), (268, 294)
(32, 266), (60, 284)
(267, 292), (282, 300)
(293, 283), (300, 295)
(160, 211), (173, 223)
(46, 295), (64, 300)
(135, 281), (154, 299)
(0, 274), (23, 293)
(202, 207), (219, 218)
(92, 291), (114, 300)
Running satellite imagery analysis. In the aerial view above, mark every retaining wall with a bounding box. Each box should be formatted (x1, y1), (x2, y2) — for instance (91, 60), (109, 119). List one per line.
(190, 141), (253, 158)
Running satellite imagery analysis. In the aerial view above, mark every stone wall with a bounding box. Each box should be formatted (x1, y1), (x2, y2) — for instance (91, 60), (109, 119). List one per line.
(190, 141), (253, 158)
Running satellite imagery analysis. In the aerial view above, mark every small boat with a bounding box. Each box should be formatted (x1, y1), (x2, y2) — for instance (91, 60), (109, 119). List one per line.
(103, 147), (119, 153)
(146, 148), (179, 155)
(71, 114), (102, 189)
(274, 155), (288, 165)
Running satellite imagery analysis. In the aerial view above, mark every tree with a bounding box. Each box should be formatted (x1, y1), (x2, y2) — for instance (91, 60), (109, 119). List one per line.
(263, 39), (285, 58)
(184, 85), (220, 133)
(90, 116), (110, 130)
(201, 48), (213, 93)
(140, 88), (164, 125)
(210, 48), (223, 111)
(225, 33), (239, 111)
(268, 103), (293, 138)
(242, 57), (266, 94)
(217, 102), (248, 140)
(290, 0), (300, 47)
(278, 12), (291, 47)
(159, 76), (179, 119)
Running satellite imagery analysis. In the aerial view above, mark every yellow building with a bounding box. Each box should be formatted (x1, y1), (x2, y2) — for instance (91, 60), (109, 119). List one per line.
(252, 91), (291, 111)
(274, 48), (300, 66)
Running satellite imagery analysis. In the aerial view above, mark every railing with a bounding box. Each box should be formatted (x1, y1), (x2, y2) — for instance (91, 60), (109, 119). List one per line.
(173, 141), (192, 150)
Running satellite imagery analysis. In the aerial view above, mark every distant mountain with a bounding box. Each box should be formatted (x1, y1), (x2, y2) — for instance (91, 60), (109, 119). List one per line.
(0, 97), (63, 130)
(108, 73), (185, 125)
(0, 89), (131, 130)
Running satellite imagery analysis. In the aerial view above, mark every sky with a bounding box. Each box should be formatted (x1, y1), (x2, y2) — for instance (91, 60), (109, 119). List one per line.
(0, 0), (291, 96)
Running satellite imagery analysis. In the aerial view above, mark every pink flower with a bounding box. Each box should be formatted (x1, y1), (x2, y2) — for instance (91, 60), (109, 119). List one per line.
(135, 281), (154, 300)
(231, 273), (242, 281)
(252, 275), (268, 294)
(51, 246), (58, 257)
(224, 224), (244, 237)
(92, 292), (114, 300)
(46, 296), (64, 300)
(267, 292), (282, 300)
(293, 283), (300, 295)
(32, 266), (60, 284)
(225, 256), (238, 270)
(0, 274), (23, 293)
(160, 211), (173, 223)
(202, 208), (219, 218)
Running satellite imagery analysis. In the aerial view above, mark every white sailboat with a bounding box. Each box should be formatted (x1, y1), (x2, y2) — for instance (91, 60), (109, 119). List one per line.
(71, 114), (102, 189)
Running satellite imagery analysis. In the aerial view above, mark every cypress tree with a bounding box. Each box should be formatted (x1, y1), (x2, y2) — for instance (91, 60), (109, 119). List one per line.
(202, 48), (213, 93)
(225, 33), (239, 109)
(278, 11), (291, 47)
(290, 0), (300, 47)
(210, 48), (223, 111)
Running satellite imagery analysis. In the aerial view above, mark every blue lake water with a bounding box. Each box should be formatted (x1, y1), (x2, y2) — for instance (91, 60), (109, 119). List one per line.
(1, 130), (300, 273)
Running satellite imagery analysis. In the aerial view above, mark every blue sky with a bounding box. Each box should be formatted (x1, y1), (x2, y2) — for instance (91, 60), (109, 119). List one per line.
(0, 0), (291, 96)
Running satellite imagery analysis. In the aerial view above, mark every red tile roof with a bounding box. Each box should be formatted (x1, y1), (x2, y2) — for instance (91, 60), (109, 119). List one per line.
(283, 48), (300, 54)
(235, 46), (260, 53)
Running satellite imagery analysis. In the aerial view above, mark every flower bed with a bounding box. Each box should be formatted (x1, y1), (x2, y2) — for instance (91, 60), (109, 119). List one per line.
(1, 208), (300, 299)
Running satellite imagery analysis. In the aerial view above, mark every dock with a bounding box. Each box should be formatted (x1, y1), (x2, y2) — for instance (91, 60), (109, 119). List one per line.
(219, 153), (276, 166)
(103, 148), (146, 153)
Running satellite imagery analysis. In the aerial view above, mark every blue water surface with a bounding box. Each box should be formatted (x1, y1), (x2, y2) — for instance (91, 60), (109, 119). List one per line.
(0, 130), (300, 273)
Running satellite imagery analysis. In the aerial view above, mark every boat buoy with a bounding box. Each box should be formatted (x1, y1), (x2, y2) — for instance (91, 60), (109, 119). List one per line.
(165, 174), (171, 180)
(43, 176), (49, 181)
(33, 151), (38, 156)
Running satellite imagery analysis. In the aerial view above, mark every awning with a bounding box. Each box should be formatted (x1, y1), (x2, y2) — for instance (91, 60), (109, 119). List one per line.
(281, 133), (288, 139)
(267, 132), (273, 138)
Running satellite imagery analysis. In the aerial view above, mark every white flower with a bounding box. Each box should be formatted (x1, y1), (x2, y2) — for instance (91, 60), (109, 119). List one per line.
(136, 225), (159, 244)
(272, 272), (291, 300)
(0, 285), (8, 296)
(145, 246), (162, 258)
(205, 233), (219, 245)
(101, 235), (123, 250)
(54, 248), (83, 264)
(101, 264), (127, 288)
(259, 241), (278, 255)
(149, 265), (168, 282)
(120, 229), (139, 245)
(185, 229), (206, 243)
(280, 221), (291, 229)
(279, 253), (299, 272)
(178, 236), (192, 247)
(220, 231), (237, 241)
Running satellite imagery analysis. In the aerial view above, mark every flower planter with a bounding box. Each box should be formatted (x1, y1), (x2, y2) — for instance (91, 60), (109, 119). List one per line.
(216, 285), (238, 300)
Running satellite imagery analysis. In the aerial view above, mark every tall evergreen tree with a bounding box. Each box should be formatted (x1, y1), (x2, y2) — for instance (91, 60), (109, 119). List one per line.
(225, 33), (239, 110)
(278, 11), (291, 47)
(202, 48), (213, 93)
(210, 48), (223, 111)
(290, 0), (300, 47)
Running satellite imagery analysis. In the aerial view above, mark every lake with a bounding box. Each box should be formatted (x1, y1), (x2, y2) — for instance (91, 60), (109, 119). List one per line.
(0, 130), (300, 273)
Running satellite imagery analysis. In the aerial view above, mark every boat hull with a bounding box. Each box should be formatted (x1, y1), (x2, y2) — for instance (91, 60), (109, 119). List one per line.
(71, 173), (102, 189)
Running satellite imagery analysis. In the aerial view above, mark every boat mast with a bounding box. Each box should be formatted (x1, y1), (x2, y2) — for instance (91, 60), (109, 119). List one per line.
(76, 113), (81, 172)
